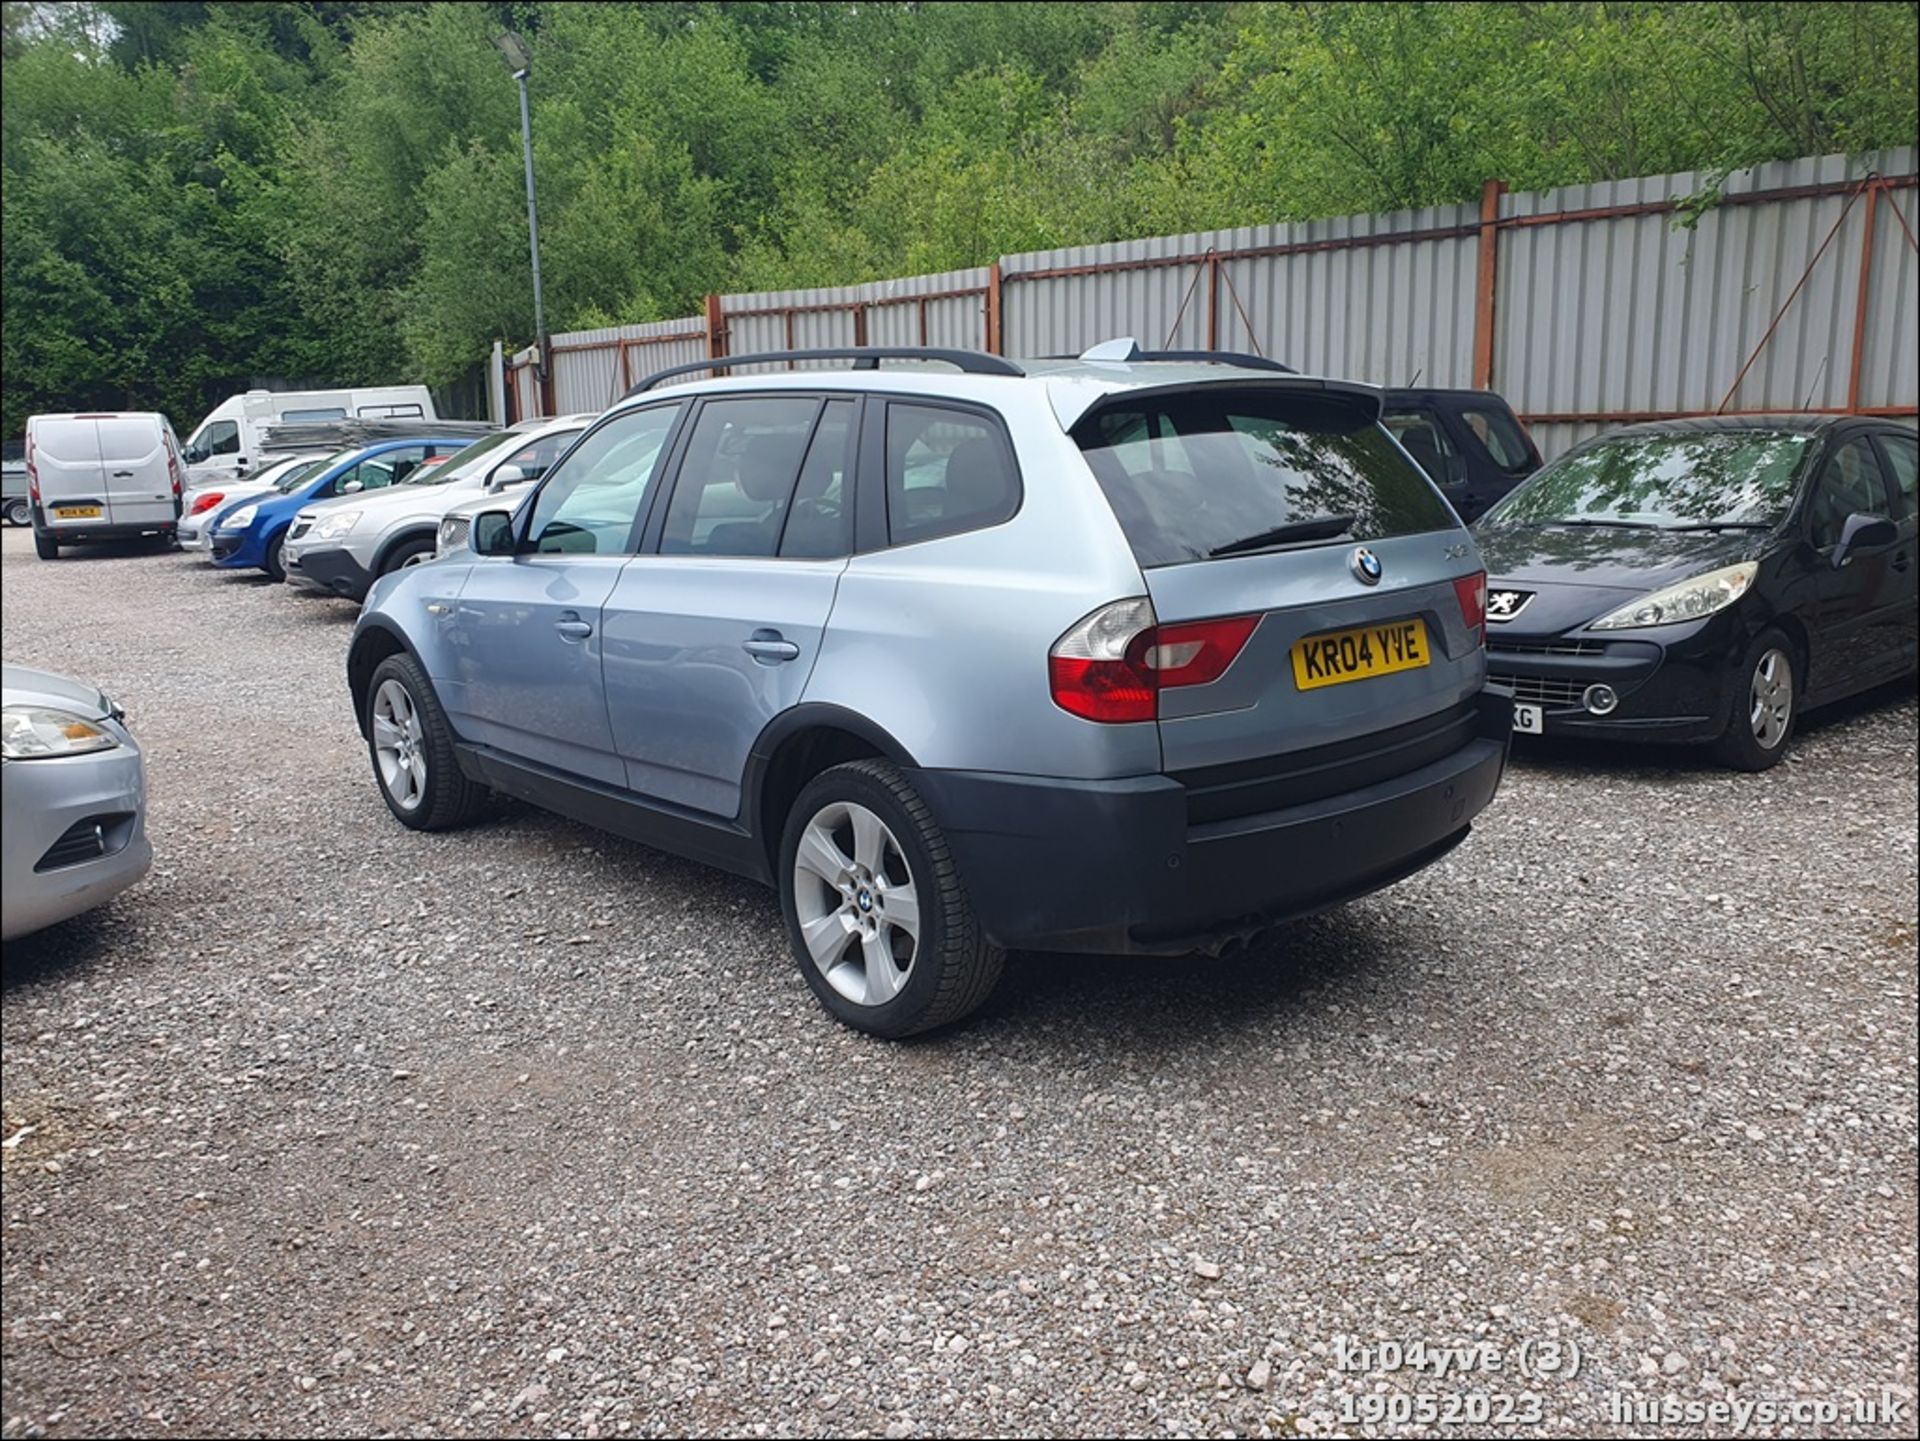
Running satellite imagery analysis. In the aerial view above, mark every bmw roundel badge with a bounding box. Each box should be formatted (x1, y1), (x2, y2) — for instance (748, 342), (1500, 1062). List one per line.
(1350, 547), (1383, 585)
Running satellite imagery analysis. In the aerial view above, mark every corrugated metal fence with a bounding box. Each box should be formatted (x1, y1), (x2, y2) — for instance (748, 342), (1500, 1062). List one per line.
(506, 146), (1917, 457)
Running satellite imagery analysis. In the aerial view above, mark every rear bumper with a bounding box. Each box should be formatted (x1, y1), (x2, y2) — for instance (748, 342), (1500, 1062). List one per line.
(285, 544), (374, 599)
(32, 506), (175, 545)
(909, 688), (1513, 954)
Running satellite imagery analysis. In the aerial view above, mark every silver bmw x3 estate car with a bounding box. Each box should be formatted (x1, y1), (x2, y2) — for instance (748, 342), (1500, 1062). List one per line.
(348, 342), (1512, 1036)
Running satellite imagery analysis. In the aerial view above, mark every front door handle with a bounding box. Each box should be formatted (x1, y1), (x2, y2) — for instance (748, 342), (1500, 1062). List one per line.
(742, 629), (801, 664)
(554, 616), (594, 642)
(112, 471), (133, 478)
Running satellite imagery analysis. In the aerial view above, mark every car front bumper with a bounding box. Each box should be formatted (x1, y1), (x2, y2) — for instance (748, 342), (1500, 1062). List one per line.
(284, 542), (375, 600)
(1, 721), (152, 941)
(1486, 609), (1743, 743)
(210, 527), (269, 569)
(908, 688), (1513, 954)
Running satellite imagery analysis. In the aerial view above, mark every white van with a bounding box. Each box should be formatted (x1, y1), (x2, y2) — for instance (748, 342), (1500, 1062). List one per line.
(25, 412), (184, 559)
(180, 386), (437, 488)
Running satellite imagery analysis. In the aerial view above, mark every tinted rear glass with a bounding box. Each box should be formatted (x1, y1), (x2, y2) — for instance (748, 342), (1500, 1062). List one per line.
(1456, 404), (1534, 471)
(1072, 389), (1456, 567)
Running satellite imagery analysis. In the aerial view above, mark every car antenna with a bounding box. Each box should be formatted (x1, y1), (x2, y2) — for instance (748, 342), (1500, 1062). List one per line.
(1800, 357), (1829, 410)
(1406, 367), (1423, 388)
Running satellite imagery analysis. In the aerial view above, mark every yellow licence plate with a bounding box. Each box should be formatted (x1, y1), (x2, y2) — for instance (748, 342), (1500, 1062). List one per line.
(55, 505), (103, 520)
(1291, 618), (1430, 691)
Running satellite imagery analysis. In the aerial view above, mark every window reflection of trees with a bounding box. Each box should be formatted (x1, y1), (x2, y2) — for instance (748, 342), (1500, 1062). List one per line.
(1498, 434), (1809, 528)
(1086, 406), (1451, 564)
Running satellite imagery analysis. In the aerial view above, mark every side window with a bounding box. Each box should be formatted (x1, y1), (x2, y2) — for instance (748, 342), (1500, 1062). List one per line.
(1874, 433), (1916, 521)
(524, 404), (681, 556)
(204, 421), (240, 457)
(495, 430), (579, 487)
(1382, 409), (1461, 485)
(1457, 406), (1534, 471)
(282, 407), (348, 423)
(780, 400), (857, 559)
(885, 403), (1020, 546)
(659, 397), (820, 557)
(1807, 436), (1889, 549)
(357, 403), (423, 419)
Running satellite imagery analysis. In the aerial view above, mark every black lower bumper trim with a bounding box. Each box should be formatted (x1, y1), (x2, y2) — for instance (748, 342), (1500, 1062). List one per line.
(912, 688), (1513, 954)
(290, 545), (375, 600)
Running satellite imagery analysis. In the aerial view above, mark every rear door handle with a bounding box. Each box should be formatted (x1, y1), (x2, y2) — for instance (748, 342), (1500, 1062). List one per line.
(112, 471), (133, 478)
(742, 629), (801, 663)
(554, 617), (594, 642)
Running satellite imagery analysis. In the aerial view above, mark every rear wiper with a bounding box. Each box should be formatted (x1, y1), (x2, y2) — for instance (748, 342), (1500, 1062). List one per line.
(1209, 513), (1357, 558)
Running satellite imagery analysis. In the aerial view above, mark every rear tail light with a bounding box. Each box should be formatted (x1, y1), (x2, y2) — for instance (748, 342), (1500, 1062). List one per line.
(190, 492), (226, 515)
(1049, 600), (1261, 723)
(1453, 570), (1487, 645)
(26, 433), (38, 503)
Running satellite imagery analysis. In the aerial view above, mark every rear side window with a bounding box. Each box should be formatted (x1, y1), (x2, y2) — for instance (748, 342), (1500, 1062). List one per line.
(283, 407), (348, 423)
(1383, 408), (1462, 486)
(885, 404), (1020, 546)
(358, 403), (424, 419)
(660, 397), (820, 557)
(1073, 389), (1456, 568)
(1457, 405), (1534, 471)
(781, 400), (857, 558)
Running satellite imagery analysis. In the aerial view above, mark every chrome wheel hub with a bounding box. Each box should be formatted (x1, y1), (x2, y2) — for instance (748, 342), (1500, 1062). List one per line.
(371, 678), (429, 809)
(1748, 647), (1793, 750)
(792, 800), (921, 1007)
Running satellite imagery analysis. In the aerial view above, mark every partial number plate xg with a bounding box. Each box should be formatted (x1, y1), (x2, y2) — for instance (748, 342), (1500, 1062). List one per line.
(1513, 703), (1544, 734)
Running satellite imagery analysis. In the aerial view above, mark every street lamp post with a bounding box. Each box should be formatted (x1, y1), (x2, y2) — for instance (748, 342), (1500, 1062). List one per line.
(495, 32), (548, 399)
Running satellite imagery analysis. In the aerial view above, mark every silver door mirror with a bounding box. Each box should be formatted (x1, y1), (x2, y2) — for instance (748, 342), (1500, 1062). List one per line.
(486, 463), (529, 494)
(339, 478), (364, 495)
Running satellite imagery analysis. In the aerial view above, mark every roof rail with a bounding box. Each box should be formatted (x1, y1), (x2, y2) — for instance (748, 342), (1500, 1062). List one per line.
(625, 347), (1024, 397)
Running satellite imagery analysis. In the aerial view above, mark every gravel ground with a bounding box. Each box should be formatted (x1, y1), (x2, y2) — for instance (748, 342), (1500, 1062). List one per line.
(2, 523), (1916, 1440)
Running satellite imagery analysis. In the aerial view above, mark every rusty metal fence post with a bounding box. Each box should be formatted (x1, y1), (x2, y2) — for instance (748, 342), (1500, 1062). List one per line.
(1472, 179), (1506, 391)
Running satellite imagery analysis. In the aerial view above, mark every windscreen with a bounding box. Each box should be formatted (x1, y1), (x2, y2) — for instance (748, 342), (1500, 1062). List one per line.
(407, 429), (519, 484)
(1483, 431), (1811, 530)
(280, 449), (357, 492)
(1072, 389), (1457, 567)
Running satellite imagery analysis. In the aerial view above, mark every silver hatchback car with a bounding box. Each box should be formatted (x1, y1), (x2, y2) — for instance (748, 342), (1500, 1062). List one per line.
(348, 343), (1511, 1036)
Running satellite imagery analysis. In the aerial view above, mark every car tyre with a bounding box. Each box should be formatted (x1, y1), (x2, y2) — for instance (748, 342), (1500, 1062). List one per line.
(1713, 628), (1798, 772)
(364, 653), (486, 830)
(4, 499), (28, 527)
(780, 759), (1004, 1039)
(379, 535), (436, 575)
(263, 532), (288, 582)
(32, 529), (58, 560)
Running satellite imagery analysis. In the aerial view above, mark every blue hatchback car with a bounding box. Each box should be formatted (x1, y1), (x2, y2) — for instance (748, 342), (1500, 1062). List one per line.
(209, 437), (473, 581)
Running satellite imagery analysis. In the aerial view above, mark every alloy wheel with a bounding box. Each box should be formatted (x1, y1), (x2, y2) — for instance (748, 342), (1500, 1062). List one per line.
(371, 678), (428, 809)
(791, 800), (921, 1007)
(1748, 646), (1793, 750)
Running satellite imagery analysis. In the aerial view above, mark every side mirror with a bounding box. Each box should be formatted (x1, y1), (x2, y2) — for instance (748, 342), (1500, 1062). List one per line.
(486, 463), (528, 494)
(339, 478), (364, 495)
(471, 509), (517, 556)
(1832, 512), (1897, 568)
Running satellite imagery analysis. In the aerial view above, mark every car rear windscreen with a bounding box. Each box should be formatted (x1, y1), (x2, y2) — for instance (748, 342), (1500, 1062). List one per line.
(1072, 388), (1457, 567)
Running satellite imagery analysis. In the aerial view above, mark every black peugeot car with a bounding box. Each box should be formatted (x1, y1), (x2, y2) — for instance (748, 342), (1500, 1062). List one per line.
(1471, 416), (1916, 770)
